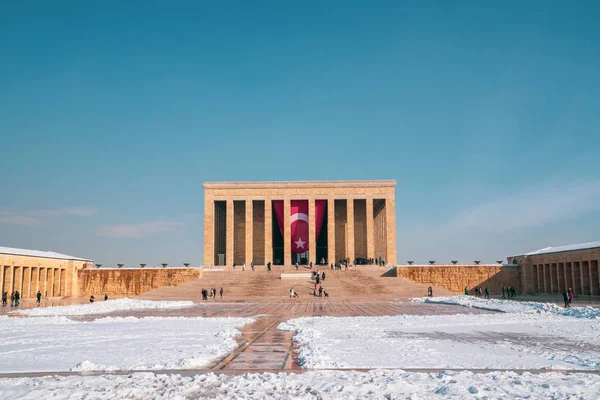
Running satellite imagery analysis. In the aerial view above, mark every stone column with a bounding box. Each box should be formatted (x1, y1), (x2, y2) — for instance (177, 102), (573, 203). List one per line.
(588, 260), (598, 296)
(203, 197), (214, 267)
(32, 267), (39, 295)
(327, 197), (335, 265)
(245, 200), (253, 266)
(542, 264), (547, 293)
(264, 199), (273, 264)
(23, 267), (30, 298)
(39, 268), (44, 296)
(571, 262), (577, 294)
(226, 199), (234, 267)
(7, 266), (14, 292)
(0, 264), (4, 293)
(563, 263), (569, 292)
(346, 198), (355, 264)
(47, 268), (54, 297)
(57, 268), (62, 296)
(579, 262), (586, 295)
(308, 198), (316, 266)
(366, 197), (374, 261)
(15, 267), (23, 293)
(283, 198), (291, 266)
(386, 195), (397, 265)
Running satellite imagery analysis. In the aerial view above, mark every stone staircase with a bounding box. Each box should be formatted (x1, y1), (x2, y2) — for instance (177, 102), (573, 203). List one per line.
(137, 265), (457, 302)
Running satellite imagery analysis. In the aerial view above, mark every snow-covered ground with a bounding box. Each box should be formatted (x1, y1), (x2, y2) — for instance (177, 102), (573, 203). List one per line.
(0, 315), (252, 373)
(412, 295), (600, 318)
(1, 369), (598, 399)
(279, 299), (600, 370)
(13, 298), (195, 316)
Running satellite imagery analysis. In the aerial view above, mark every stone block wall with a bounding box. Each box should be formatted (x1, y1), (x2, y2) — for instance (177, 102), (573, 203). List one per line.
(395, 265), (521, 293)
(1, 254), (90, 298)
(78, 268), (202, 298)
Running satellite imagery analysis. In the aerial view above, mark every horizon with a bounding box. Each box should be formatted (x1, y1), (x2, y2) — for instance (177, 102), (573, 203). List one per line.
(1, 2), (599, 265)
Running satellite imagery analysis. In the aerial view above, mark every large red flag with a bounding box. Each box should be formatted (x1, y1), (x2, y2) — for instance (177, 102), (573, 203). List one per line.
(272, 200), (326, 254)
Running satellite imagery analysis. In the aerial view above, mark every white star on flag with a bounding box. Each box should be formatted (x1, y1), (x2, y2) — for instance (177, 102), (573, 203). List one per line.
(294, 237), (306, 249)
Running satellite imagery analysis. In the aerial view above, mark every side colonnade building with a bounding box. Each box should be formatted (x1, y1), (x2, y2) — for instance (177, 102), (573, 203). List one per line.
(203, 180), (397, 267)
(512, 241), (600, 296)
(0, 247), (92, 298)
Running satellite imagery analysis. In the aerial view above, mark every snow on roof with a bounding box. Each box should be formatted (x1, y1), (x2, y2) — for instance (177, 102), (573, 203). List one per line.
(524, 240), (600, 256)
(0, 246), (92, 261)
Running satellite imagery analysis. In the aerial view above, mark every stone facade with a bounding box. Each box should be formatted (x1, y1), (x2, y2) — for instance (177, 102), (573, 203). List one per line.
(203, 180), (397, 267)
(78, 268), (202, 297)
(516, 247), (600, 296)
(1, 252), (92, 298)
(395, 265), (521, 293)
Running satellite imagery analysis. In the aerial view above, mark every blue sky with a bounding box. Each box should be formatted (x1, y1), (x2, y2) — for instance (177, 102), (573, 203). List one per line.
(1, 1), (599, 266)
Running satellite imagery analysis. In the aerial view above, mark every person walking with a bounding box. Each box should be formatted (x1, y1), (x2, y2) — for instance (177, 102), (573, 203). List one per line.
(220, 287), (223, 299)
(427, 286), (433, 297)
(267, 261), (271, 271)
(89, 295), (95, 303)
(464, 287), (468, 296)
(501, 287), (506, 299)
(484, 288), (489, 299)
(104, 294), (108, 301)
(562, 289), (569, 308)
(251, 262), (254, 271)
(2, 291), (7, 306)
(14, 291), (20, 306)
(322, 272), (326, 281)
(242, 262), (246, 272)
(309, 261), (313, 269)
(35, 290), (41, 304)
(568, 288), (573, 306)
(295, 262), (299, 271)
(318, 286), (323, 297)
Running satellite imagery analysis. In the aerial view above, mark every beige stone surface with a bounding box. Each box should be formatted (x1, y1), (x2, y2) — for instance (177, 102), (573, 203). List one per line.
(264, 200), (273, 264)
(283, 198), (291, 266)
(204, 180), (398, 267)
(366, 197), (374, 260)
(327, 197), (336, 265)
(518, 248), (600, 295)
(226, 199), (234, 267)
(203, 194), (214, 267)
(395, 265), (521, 293)
(308, 198), (316, 266)
(1, 253), (91, 298)
(78, 268), (202, 297)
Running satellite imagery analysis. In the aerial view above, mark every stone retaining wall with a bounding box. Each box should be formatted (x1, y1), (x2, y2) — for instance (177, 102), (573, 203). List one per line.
(395, 265), (521, 293)
(78, 268), (202, 297)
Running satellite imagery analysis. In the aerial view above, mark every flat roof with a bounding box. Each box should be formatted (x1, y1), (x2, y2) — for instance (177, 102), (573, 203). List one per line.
(203, 180), (396, 189)
(522, 240), (600, 257)
(0, 246), (92, 261)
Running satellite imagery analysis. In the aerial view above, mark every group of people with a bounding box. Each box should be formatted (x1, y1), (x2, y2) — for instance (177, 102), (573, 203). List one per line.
(2, 290), (43, 306)
(89, 294), (109, 303)
(311, 269), (328, 297)
(463, 286), (516, 299)
(468, 287), (490, 298)
(331, 260), (348, 270)
(501, 286), (517, 299)
(201, 287), (223, 300)
(233, 262), (256, 272)
(562, 288), (575, 307)
(311, 270), (325, 284)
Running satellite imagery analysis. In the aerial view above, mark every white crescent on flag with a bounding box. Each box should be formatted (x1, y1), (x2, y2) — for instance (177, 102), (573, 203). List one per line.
(290, 213), (309, 224)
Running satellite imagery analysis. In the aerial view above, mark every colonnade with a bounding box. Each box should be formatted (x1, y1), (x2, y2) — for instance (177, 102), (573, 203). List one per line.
(0, 265), (67, 298)
(525, 259), (599, 295)
(205, 196), (396, 267)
